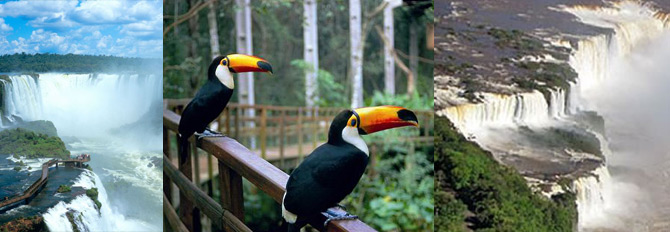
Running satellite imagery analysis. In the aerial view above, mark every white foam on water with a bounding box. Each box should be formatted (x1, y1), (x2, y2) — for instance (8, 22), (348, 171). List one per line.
(43, 170), (159, 232)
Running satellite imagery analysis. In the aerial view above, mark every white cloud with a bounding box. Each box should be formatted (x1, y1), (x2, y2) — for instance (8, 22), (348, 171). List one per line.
(0, 1), (162, 58)
(0, 18), (12, 31)
(0, 1), (77, 18)
(71, 1), (160, 25)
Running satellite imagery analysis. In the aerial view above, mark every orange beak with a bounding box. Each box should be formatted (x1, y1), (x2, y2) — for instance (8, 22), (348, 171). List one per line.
(354, 106), (419, 135)
(225, 54), (273, 74)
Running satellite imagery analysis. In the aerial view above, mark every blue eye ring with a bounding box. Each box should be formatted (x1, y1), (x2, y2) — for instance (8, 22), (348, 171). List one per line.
(351, 119), (357, 127)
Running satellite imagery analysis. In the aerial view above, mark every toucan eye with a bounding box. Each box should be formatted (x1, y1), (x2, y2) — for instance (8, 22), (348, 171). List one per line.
(351, 119), (357, 127)
(222, 60), (227, 66)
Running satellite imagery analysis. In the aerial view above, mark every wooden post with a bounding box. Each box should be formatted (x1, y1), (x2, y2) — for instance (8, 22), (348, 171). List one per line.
(207, 154), (213, 197)
(312, 107), (318, 149)
(193, 141), (200, 188)
(218, 161), (244, 226)
(297, 107), (304, 165)
(260, 107), (267, 159)
(279, 110), (285, 169)
(234, 107), (240, 139)
(226, 107), (231, 135)
(177, 136), (196, 231)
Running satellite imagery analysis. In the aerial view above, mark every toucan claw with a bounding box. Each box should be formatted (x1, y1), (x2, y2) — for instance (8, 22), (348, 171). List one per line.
(195, 128), (226, 140)
(322, 209), (358, 227)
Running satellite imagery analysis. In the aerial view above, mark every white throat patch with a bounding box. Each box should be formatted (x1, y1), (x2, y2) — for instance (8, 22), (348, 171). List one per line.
(215, 65), (234, 89)
(341, 126), (369, 156)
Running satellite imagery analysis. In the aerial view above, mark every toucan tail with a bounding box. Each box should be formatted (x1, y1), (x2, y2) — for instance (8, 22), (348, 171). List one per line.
(287, 222), (303, 232)
(178, 135), (189, 158)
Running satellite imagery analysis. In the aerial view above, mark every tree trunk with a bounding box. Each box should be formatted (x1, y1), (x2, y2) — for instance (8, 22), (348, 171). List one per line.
(235, 0), (256, 147)
(304, 0), (319, 107)
(235, 0), (254, 108)
(207, 0), (220, 59)
(188, 0), (201, 96)
(409, 20), (419, 84)
(383, 4), (395, 95)
(349, 0), (363, 108)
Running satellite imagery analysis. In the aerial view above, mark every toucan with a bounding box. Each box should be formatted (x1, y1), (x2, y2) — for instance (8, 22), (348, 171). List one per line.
(178, 54), (272, 156)
(282, 106), (419, 231)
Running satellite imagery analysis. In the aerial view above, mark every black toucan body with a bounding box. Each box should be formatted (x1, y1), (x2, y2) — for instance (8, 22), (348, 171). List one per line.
(178, 54), (272, 156)
(282, 106), (419, 231)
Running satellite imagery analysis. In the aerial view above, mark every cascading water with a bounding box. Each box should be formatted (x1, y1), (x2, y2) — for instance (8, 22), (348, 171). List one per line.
(439, 90), (552, 133)
(1, 75), (43, 123)
(0, 73), (162, 231)
(563, 1), (670, 230)
(43, 170), (157, 231)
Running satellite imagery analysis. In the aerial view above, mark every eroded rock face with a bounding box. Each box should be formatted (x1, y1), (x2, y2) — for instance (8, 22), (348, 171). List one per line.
(0, 216), (47, 232)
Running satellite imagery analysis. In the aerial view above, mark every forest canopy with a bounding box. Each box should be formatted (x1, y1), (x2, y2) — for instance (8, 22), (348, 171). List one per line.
(0, 127), (70, 159)
(0, 53), (161, 73)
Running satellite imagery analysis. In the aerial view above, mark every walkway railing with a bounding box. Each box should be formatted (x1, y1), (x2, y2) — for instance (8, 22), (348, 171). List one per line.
(0, 156), (90, 211)
(163, 109), (377, 232)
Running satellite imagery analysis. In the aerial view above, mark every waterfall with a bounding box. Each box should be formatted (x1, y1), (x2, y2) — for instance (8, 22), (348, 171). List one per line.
(549, 88), (567, 118)
(566, 1), (669, 99)
(563, 1), (670, 230)
(437, 1), (670, 230)
(1, 75), (43, 123)
(0, 73), (162, 137)
(42, 170), (158, 231)
(440, 90), (553, 133)
(573, 165), (612, 230)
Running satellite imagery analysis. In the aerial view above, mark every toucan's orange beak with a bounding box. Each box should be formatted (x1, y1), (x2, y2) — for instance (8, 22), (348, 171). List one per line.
(354, 106), (419, 135)
(225, 54), (273, 74)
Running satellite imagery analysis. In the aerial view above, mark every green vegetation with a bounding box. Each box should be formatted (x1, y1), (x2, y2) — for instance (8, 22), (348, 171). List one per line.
(13, 166), (21, 171)
(85, 188), (102, 210)
(435, 117), (577, 231)
(488, 28), (543, 52)
(65, 212), (81, 232)
(0, 216), (46, 232)
(0, 53), (160, 73)
(14, 120), (59, 137)
(343, 147), (434, 231)
(0, 128), (70, 159)
(435, 189), (467, 231)
(57, 185), (72, 193)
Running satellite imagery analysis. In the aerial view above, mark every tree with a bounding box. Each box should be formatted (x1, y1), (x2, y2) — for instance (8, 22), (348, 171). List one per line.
(349, 0), (363, 108)
(235, 0), (255, 117)
(383, 0), (402, 95)
(303, 0), (319, 107)
(207, 0), (221, 59)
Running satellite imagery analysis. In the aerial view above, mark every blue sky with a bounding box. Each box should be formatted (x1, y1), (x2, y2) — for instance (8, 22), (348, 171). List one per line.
(0, 1), (162, 58)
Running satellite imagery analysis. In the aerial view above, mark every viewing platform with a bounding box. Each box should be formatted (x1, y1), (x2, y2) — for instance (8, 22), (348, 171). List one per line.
(0, 154), (91, 212)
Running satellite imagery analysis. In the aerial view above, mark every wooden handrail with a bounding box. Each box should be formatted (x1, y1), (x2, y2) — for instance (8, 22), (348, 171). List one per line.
(164, 194), (189, 232)
(163, 109), (377, 232)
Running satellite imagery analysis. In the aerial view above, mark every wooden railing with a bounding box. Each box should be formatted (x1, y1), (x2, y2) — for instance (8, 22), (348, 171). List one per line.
(163, 109), (377, 232)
